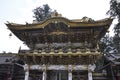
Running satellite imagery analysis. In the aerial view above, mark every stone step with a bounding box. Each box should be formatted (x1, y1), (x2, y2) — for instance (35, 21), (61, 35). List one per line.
(93, 76), (108, 80)
(93, 73), (106, 76)
(93, 73), (108, 80)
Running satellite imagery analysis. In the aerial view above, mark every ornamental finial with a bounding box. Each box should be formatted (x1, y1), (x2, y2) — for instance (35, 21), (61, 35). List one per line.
(51, 10), (62, 17)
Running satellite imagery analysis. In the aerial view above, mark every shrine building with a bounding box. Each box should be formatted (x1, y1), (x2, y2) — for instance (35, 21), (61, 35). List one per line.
(5, 14), (113, 80)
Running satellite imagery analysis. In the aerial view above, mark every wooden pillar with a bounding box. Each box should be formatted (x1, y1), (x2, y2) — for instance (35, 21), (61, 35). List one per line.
(41, 55), (45, 64)
(33, 54), (36, 64)
(50, 55), (53, 64)
(6, 72), (11, 80)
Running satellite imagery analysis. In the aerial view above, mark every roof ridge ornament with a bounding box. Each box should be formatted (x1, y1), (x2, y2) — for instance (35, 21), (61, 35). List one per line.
(81, 16), (94, 22)
(51, 10), (62, 17)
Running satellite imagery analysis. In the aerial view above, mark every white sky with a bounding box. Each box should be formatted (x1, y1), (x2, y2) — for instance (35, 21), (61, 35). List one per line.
(0, 0), (116, 53)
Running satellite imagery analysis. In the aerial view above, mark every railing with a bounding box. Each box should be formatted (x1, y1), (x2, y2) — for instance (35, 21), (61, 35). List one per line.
(19, 48), (99, 54)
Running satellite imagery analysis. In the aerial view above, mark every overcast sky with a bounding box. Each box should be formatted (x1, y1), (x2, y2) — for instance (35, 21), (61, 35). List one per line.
(0, 0), (116, 53)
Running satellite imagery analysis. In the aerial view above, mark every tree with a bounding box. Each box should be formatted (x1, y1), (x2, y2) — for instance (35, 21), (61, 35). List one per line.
(99, 34), (115, 54)
(113, 23), (120, 53)
(107, 0), (120, 21)
(33, 4), (53, 22)
(107, 0), (120, 54)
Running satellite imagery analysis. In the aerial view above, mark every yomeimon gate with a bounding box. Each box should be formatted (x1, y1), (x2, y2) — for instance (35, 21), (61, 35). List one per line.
(6, 13), (113, 80)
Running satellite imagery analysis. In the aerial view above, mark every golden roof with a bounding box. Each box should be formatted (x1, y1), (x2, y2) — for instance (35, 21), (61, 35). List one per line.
(6, 17), (113, 30)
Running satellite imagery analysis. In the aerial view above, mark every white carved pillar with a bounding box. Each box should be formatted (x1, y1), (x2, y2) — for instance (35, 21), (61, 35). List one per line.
(59, 72), (61, 80)
(24, 64), (29, 80)
(68, 65), (72, 80)
(55, 72), (58, 80)
(88, 71), (92, 80)
(88, 64), (96, 80)
(68, 71), (72, 80)
(42, 71), (46, 80)
(42, 64), (47, 80)
(25, 71), (29, 80)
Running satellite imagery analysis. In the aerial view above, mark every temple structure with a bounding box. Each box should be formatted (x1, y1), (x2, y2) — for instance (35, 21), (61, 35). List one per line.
(5, 14), (113, 80)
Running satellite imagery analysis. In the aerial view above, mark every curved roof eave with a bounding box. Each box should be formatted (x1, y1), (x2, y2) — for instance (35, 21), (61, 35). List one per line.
(6, 17), (113, 30)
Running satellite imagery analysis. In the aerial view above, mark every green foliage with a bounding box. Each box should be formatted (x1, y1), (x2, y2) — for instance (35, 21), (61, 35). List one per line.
(99, 34), (115, 54)
(113, 23), (120, 53)
(33, 4), (53, 22)
(107, 0), (120, 21)
(107, 0), (120, 54)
